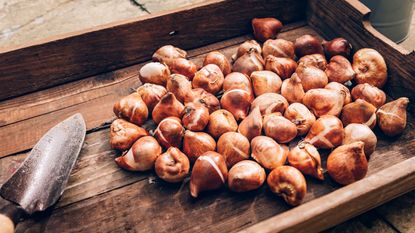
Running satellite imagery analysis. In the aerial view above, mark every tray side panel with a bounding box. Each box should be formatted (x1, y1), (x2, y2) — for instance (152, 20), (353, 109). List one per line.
(0, 0), (306, 100)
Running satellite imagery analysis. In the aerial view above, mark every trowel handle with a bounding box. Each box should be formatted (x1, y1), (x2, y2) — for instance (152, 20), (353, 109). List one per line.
(0, 201), (24, 233)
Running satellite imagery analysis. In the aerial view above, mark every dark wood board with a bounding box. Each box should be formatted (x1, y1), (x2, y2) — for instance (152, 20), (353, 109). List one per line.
(0, 0), (306, 101)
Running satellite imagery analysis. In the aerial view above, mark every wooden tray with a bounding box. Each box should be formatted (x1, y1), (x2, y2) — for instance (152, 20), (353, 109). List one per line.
(0, 0), (414, 232)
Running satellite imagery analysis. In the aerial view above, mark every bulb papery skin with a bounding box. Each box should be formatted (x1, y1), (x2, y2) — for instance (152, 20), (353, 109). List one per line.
(228, 160), (266, 192)
(377, 97), (409, 136)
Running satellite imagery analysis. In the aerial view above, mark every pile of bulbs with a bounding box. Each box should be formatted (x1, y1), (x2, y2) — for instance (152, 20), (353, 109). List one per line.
(109, 17), (409, 206)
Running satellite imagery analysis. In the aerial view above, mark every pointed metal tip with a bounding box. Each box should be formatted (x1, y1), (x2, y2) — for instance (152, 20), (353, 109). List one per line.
(70, 113), (86, 132)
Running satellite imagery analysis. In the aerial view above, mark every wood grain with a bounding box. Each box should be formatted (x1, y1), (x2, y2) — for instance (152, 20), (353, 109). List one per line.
(0, 0), (306, 100)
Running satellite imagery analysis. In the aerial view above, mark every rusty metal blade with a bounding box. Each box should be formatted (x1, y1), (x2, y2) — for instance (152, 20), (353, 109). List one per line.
(0, 113), (86, 214)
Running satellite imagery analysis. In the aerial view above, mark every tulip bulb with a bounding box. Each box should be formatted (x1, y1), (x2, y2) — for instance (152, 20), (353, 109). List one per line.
(262, 39), (295, 59)
(232, 50), (264, 76)
(281, 73), (305, 103)
(217, 132), (250, 168)
(113, 93), (149, 125)
(155, 147), (190, 183)
(252, 18), (283, 42)
(238, 106), (263, 141)
(327, 141), (368, 185)
(251, 93), (288, 115)
(115, 136), (162, 171)
(322, 37), (352, 58)
(251, 70), (282, 96)
(192, 64), (224, 94)
(325, 82), (352, 105)
(251, 136), (287, 170)
(152, 45), (187, 63)
(351, 83), (386, 108)
(203, 51), (231, 76)
(377, 97), (409, 136)
(303, 88), (344, 117)
(223, 72), (253, 94)
(341, 99), (377, 129)
(187, 88), (220, 114)
(344, 123), (377, 158)
(228, 160), (266, 192)
(305, 115), (344, 149)
(284, 103), (316, 136)
(267, 166), (307, 206)
(166, 74), (193, 103)
(168, 58), (197, 80)
(294, 34), (324, 58)
(190, 151), (228, 198)
(137, 83), (167, 111)
(182, 102), (209, 131)
(208, 109), (238, 139)
(263, 113), (297, 143)
(296, 64), (328, 91)
(264, 55), (297, 80)
(325, 55), (355, 83)
(236, 40), (262, 59)
(139, 62), (171, 86)
(183, 130), (216, 163)
(221, 89), (253, 121)
(297, 54), (327, 70)
(152, 92), (185, 124)
(110, 119), (149, 151)
(154, 117), (185, 148)
(288, 142), (323, 180)
(352, 48), (387, 88)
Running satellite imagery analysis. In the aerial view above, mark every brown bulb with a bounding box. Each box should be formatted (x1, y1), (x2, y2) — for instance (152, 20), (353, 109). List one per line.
(192, 64), (224, 94)
(203, 51), (231, 76)
(217, 132), (250, 168)
(377, 97), (409, 136)
(137, 83), (167, 112)
(351, 83), (386, 108)
(341, 99), (377, 129)
(297, 54), (327, 70)
(183, 130), (216, 163)
(220, 89), (253, 121)
(352, 48), (387, 88)
(251, 136), (287, 170)
(154, 117), (185, 149)
(288, 142), (323, 180)
(168, 58), (197, 80)
(187, 88), (220, 114)
(110, 119), (149, 151)
(236, 40), (262, 59)
(322, 37), (352, 59)
(264, 55), (297, 80)
(166, 74), (193, 103)
(238, 106), (263, 141)
(208, 109), (238, 139)
(296, 64), (328, 91)
(305, 115), (344, 149)
(232, 50), (264, 76)
(152, 92), (185, 124)
(113, 92), (149, 125)
(262, 39), (295, 59)
(252, 18), (283, 42)
(325, 82), (352, 105)
(303, 88), (344, 117)
(284, 103), (316, 136)
(294, 34), (324, 58)
(115, 136), (162, 171)
(228, 160), (266, 192)
(139, 62), (171, 86)
(152, 45), (187, 63)
(190, 151), (228, 198)
(223, 72), (253, 94)
(325, 55), (355, 83)
(182, 102), (209, 131)
(251, 93), (288, 115)
(251, 70), (282, 96)
(344, 123), (377, 158)
(263, 112), (297, 143)
(155, 147), (190, 183)
(281, 73), (305, 103)
(267, 166), (307, 206)
(327, 141), (368, 185)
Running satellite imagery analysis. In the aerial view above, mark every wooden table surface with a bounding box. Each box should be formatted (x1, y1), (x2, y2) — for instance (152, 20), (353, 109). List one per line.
(0, 0), (414, 232)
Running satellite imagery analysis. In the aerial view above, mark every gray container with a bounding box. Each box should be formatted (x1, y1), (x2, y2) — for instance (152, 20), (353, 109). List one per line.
(361, 0), (414, 43)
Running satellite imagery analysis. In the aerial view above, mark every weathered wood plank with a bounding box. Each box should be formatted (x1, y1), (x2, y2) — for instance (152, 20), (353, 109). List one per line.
(0, 0), (306, 100)
(0, 22), (311, 157)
